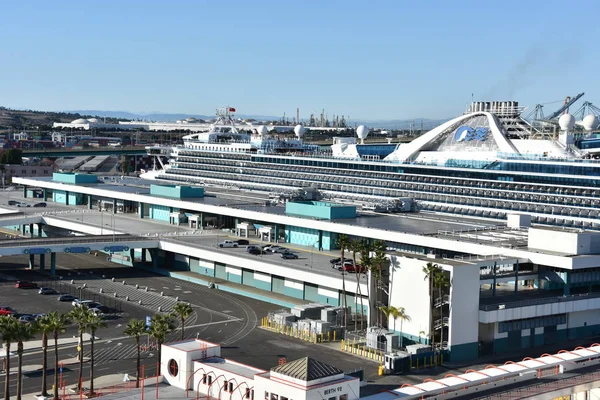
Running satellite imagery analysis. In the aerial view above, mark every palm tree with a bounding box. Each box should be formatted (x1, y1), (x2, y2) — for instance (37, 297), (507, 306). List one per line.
(395, 307), (411, 349)
(68, 306), (93, 392)
(124, 319), (147, 388)
(358, 239), (373, 329)
(48, 312), (70, 400)
(422, 262), (440, 349)
(37, 314), (54, 397)
(171, 303), (193, 341)
(0, 315), (18, 400)
(348, 239), (364, 331)
(15, 322), (37, 400)
(434, 271), (450, 352)
(86, 313), (107, 396)
(371, 241), (388, 326)
(149, 314), (175, 373)
(337, 234), (351, 330)
(378, 305), (397, 330)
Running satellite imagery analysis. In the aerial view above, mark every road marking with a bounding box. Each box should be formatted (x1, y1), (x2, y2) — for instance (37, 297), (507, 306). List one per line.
(185, 320), (242, 329)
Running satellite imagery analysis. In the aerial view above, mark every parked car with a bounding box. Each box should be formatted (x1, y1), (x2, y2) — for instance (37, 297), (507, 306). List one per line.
(33, 202), (47, 208)
(218, 240), (238, 248)
(38, 287), (57, 295)
(72, 299), (95, 307)
(15, 281), (37, 289)
(34, 314), (47, 320)
(16, 203), (30, 207)
(338, 263), (365, 273)
(265, 245), (283, 253)
(18, 315), (34, 323)
(0, 306), (15, 315)
(330, 257), (352, 265)
(281, 252), (298, 259)
(273, 247), (290, 254)
(246, 245), (260, 253)
(58, 294), (77, 302)
(248, 248), (267, 255)
(7, 200), (18, 206)
(234, 239), (250, 245)
(89, 308), (104, 317)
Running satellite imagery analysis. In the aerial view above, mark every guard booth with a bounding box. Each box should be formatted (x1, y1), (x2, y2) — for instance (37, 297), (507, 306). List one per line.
(384, 353), (410, 374)
(236, 221), (256, 238)
(258, 225), (275, 242)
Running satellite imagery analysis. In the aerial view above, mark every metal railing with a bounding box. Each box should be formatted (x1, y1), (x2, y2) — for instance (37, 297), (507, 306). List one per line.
(479, 291), (600, 311)
(0, 234), (153, 248)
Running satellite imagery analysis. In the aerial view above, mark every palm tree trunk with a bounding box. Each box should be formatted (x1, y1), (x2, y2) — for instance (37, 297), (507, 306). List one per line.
(78, 331), (83, 391)
(53, 334), (59, 400)
(4, 342), (11, 400)
(17, 342), (23, 400)
(89, 330), (95, 395)
(180, 317), (184, 341)
(430, 277), (435, 349)
(41, 333), (48, 396)
(400, 319), (404, 349)
(439, 285), (444, 354)
(136, 337), (141, 388)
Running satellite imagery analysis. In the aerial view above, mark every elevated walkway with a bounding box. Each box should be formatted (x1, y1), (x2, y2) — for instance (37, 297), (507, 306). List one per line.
(0, 234), (158, 257)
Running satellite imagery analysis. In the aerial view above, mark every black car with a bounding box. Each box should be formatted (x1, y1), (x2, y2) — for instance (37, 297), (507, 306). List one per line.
(58, 294), (78, 302)
(33, 202), (47, 208)
(235, 239), (250, 245)
(330, 257), (352, 265)
(281, 252), (298, 259)
(248, 248), (267, 255)
(7, 200), (18, 206)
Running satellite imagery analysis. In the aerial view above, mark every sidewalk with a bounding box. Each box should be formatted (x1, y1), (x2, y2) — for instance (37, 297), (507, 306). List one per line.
(22, 333), (95, 352)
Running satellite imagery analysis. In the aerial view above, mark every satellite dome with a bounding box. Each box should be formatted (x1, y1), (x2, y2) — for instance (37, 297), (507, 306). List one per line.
(558, 114), (575, 131)
(294, 124), (305, 138)
(87, 118), (100, 123)
(71, 118), (89, 124)
(583, 114), (599, 131)
(256, 125), (268, 136)
(356, 125), (370, 139)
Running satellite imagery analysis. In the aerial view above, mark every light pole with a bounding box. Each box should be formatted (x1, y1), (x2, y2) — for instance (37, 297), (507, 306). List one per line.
(310, 240), (319, 269)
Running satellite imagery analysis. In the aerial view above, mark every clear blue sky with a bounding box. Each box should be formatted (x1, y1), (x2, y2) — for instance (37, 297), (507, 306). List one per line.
(0, 0), (598, 120)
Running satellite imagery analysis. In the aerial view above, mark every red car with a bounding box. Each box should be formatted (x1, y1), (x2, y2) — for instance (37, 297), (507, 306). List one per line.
(337, 263), (366, 273)
(15, 281), (38, 289)
(0, 307), (14, 315)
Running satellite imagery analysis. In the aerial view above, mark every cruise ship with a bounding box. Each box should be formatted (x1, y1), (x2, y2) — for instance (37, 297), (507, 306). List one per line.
(143, 102), (600, 229)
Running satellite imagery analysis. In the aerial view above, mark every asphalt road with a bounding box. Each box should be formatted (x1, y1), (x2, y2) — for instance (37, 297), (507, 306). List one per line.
(0, 253), (383, 398)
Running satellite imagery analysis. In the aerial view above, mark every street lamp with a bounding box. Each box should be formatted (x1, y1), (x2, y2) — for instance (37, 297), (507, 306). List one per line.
(309, 239), (320, 269)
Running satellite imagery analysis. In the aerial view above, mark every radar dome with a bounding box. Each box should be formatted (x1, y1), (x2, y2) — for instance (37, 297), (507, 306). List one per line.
(294, 124), (305, 138)
(558, 114), (575, 131)
(71, 118), (89, 124)
(356, 125), (369, 139)
(87, 118), (100, 123)
(256, 125), (268, 136)
(583, 114), (599, 131)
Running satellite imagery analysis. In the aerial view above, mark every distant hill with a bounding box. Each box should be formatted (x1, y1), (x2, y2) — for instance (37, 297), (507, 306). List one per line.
(71, 109), (448, 129)
(68, 110), (280, 123)
(0, 106), (123, 130)
(0, 105), (448, 131)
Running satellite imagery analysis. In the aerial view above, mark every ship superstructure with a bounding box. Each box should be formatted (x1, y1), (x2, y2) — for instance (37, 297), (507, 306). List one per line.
(144, 102), (600, 230)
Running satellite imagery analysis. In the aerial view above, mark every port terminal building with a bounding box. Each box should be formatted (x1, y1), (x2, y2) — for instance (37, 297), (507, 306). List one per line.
(10, 172), (600, 365)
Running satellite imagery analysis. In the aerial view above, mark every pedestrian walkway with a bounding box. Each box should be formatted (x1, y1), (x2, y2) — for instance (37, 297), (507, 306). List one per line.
(22, 333), (93, 352)
(56, 274), (180, 313)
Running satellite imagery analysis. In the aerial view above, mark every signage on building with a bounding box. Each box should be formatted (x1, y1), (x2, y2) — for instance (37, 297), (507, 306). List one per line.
(455, 126), (489, 142)
(323, 387), (343, 395)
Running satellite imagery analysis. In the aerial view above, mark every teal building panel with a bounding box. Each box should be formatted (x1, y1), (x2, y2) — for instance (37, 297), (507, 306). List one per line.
(149, 205), (171, 222)
(52, 172), (98, 184)
(215, 263), (226, 280)
(227, 271), (242, 284)
(285, 201), (356, 220)
(272, 276), (285, 295)
(150, 184), (204, 199)
(242, 269), (255, 287)
(304, 283), (319, 303)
